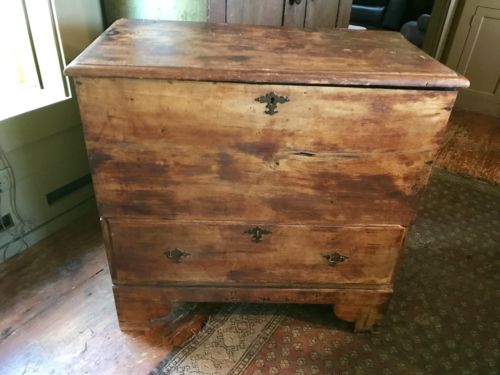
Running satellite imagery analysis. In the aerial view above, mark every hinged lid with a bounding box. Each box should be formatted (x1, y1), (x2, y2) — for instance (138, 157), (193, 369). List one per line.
(65, 19), (469, 89)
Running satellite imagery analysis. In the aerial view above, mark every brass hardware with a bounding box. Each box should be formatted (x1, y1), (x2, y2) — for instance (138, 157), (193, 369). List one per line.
(164, 248), (190, 263)
(244, 226), (271, 242)
(255, 92), (289, 115)
(323, 252), (348, 266)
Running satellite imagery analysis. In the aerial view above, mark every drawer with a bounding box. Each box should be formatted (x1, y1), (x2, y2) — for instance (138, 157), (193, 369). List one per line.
(78, 78), (455, 225)
(107, 220), (406, 286)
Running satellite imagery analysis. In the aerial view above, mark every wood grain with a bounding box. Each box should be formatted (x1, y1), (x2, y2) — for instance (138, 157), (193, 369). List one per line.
(76, 78), (456, 225)
(65, 19), (469, 88)
(333, 293), (390, 332)
(114, 285), (393, 331)
(66, 19), (466, 332)
(0, 214), (209, 374)
(113, 288), (173, 331)
(226, 0), (284, 26)
(108, 219), (405, 286)
(337, 0), (354, 28)
(284, 0), (307, 28)
(208, 0), (226, 23)
(305, 0), (340, 30)
(0, 213), (103, 344)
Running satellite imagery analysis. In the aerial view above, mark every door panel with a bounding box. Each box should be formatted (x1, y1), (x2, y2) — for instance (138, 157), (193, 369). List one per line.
(445, 0), (500, 116)
(284, 0), (307, 28)
(226, 0), (284, 26)
(210, 0), (349, 29)
(456, 6), (500, 113)
(336, 0), (353, 28)
(305, 0), (340, 30)
(208, 0), (225, 23)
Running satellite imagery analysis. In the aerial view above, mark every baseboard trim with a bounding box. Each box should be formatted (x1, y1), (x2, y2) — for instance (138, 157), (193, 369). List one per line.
(0, 197), (97, 262)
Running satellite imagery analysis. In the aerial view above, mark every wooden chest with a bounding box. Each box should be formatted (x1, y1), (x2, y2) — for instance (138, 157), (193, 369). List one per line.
(65, 19), (468, 332)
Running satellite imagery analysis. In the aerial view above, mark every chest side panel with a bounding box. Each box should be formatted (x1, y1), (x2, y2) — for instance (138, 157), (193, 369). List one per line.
(76, 78), (455, 225)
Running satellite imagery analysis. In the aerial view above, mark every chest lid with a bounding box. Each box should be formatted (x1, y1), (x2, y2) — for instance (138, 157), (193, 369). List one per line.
(65, 19), (468, 89)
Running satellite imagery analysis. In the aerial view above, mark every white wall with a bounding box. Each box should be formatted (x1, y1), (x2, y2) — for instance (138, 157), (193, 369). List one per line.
(0, 0), (103, 261)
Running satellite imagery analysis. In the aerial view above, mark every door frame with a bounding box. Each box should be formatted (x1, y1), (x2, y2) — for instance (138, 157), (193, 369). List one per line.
(423, 0), (460, 59)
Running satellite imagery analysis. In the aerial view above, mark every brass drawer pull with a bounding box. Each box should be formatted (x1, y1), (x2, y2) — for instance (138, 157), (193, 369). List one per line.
(244, 226), (271, 242)
(255, 92), (289, 115)
(323, 252), (348, 266)
(164, 248), (190, 263)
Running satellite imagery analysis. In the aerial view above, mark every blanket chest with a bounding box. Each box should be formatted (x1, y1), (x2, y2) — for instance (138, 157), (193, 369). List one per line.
(65, 19), (468, 332)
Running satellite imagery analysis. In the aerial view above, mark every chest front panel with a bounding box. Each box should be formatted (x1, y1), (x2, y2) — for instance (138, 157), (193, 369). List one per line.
(77, 78), (455, 226)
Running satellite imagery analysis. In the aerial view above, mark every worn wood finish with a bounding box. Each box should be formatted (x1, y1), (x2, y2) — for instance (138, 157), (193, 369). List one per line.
(65, 20), (469, 88)
(99, 216), (115, 280)
(305, 0), (340, 30)
(207, 0), (351, 30)
(77, 78), (455, 225)
(113, 288), (173, 331)
(0, 214), (209, 374)
(333, 296), (389, 332)
(108, 219), (405, 286)
(0, 212), (102, 344)
(114, 285), (392, 332)
(284, 0), (308, 28)
(208, 0), (226, 23)
(337, 0), (354, 28)
(66, 20), (467, 332)
(226, 0), (284, 26)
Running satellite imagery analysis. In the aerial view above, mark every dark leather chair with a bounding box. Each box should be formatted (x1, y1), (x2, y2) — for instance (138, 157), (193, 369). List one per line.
(350, 0), (409, 30)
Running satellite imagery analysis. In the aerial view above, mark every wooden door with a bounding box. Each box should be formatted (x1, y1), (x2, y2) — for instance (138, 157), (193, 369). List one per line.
(305, 0), (339, 30)
(304, 0), (352, 30)
(284, 0), (307, 28)
(226, 0), (284, 26)
(445, 0), (500, 116)
(208, 0), (352, 28)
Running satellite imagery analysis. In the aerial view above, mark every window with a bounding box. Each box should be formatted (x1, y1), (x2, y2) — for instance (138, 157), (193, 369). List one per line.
(0, 0), (69, 121)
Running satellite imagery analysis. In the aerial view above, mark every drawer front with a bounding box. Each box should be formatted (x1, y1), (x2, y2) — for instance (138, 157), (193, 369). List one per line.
(108, 220), (405, 286)
(77, 78), (455, 225)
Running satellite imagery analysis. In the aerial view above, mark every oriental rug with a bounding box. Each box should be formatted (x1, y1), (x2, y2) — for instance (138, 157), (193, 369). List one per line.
(151, 170), (500, 375)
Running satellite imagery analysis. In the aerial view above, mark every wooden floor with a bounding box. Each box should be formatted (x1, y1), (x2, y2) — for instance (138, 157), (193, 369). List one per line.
(0, 213), (177, 375)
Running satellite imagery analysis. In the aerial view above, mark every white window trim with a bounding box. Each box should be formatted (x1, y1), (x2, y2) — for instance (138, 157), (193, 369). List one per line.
(0, 0), (70, 121)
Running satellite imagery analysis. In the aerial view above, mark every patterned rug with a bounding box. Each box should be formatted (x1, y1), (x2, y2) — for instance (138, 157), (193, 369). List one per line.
(152, 170), (500, 375)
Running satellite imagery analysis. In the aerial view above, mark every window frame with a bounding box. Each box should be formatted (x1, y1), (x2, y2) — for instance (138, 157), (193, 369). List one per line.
(0, 0), (70, 121)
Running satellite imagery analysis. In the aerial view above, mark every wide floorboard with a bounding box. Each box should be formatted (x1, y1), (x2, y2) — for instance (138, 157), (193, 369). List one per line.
(0, 214), (174, 375)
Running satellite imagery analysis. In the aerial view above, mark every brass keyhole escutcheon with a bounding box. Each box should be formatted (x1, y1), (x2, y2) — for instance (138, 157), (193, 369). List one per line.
(244, 226), (272, 242)
(164, 248), (191, 263)
(255, 92), (289, 115)
(323, 252), (348, 266)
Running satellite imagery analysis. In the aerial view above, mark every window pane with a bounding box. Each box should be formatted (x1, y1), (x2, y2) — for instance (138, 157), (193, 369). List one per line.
(0, 0), (39, 91)
(0, 0), (69, 120)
